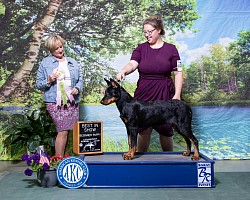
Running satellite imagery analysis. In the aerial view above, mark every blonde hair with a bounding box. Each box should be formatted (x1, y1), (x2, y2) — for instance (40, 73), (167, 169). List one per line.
(44, 34), (65, 52)
(143, 15), (165, 35)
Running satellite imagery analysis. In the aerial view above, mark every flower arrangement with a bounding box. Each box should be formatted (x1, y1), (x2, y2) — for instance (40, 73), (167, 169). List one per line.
(22, 152), (70, 176)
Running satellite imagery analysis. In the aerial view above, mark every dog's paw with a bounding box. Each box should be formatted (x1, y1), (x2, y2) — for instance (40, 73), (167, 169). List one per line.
(191, 155), (200, 160)
(122, 153), (133, 160)
(182, 150), (191, 156)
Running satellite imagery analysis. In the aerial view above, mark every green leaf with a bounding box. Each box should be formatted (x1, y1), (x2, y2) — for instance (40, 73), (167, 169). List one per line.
(28, 141), (41, 153)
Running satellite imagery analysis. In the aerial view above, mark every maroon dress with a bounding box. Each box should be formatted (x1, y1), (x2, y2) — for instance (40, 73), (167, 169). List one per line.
(131, 42), (181, 136)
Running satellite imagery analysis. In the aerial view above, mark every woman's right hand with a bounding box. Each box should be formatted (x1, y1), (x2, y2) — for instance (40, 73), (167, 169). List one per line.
(48, 73), (58, 84)
(116, 60), (138, 82)
(116, 72), (126, 82)
(48, 68), (61, 84)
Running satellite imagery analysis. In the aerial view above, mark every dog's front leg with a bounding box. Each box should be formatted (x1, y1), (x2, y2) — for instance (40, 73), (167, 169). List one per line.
(126, 126), (132, 150)
(123, 127), (138, 160)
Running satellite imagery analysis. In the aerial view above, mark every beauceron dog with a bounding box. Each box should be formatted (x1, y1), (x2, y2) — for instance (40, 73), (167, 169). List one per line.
(100, 78), (199, 160)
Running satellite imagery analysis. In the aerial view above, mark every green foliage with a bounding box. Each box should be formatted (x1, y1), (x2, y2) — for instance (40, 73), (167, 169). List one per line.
(120, 81), (137, 96)
(82, 80), (137, 104)
(0, 112), (10, 159)
(0, 0), (199, 103)
(103, 136), (128, 152)
(0, 67), (11, 87)
(103, 131), (187, 152)
(26, 89), (44, 107)
(0, 2), (5, 15)
(0, 0), (39, 72)
(228, 31), (250, 99)
(81, 61), (117, 103)
(2, 1), (248, 104)
(83, 92), (102, 104)
(228, 31), (250, 65)
(2, 105), (56, 156)
(183, 31), (250, 103)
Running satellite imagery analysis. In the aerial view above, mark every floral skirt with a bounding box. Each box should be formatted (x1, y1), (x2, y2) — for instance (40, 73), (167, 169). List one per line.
(46, 103), (79, 132)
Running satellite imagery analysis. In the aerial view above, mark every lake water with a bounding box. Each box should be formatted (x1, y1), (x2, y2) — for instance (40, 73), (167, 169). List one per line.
(80, 105), (250, 160)
(1, 105), (249, 160)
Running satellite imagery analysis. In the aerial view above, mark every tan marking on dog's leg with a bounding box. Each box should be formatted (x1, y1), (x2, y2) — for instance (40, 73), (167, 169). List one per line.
(183, 141), (191, 156)
(123, 147), (137, 160)
(191, 144), (200, 160)
(127, 136), (131, 150)
(129, 147), (136, 159)
(190, 140), (200, 160)
(123, 135), (132, 160)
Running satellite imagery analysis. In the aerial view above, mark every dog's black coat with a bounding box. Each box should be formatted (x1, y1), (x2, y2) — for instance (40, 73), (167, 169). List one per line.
(100, 78), (199, 160)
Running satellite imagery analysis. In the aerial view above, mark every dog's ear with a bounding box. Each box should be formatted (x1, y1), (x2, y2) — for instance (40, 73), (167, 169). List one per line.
(109, 78), (116, 83)
(104, 78), (111, 85)
(110, 78), (119, 88)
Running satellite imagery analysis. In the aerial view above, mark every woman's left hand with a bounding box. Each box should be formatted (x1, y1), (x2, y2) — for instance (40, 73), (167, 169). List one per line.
(172, 94), (181, 100)
(71, 87), (79, 95)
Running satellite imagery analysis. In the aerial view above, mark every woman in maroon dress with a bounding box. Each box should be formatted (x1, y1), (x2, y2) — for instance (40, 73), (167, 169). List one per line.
(116, 16), (183, 152)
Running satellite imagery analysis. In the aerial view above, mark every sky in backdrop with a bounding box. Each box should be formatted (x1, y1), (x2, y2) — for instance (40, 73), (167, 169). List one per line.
(109, 0), (250, 83)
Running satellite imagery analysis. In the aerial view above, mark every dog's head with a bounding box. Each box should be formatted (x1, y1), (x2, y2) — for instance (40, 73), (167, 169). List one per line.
(100, 78), (121, 105)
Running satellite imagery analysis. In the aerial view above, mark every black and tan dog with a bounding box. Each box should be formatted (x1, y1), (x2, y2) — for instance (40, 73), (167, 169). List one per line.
(100, 78), (199, 160)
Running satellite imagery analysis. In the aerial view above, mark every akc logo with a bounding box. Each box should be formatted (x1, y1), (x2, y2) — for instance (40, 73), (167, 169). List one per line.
(57, 157), (89, 189)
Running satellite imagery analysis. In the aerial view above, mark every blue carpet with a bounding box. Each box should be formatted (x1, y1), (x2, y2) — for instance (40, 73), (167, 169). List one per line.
(0, 172), (249, 200)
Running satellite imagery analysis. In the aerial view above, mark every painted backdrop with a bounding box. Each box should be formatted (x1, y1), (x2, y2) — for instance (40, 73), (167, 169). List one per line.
(0, 0), (249, 160)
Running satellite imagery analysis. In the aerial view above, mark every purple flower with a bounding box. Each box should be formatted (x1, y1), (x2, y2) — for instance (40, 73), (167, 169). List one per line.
(26, 159), (32, 166)
(34, 159), (40, 165)
(32, 153), (40, 161)
(24, 168), (33, 176)
(42, 163), (50, 171)
(22, 151), (57, 176)
(21, 154), (29, 161)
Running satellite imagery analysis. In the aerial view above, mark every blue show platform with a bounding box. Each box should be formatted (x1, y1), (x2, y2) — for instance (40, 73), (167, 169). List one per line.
(82, 152), (215, 188)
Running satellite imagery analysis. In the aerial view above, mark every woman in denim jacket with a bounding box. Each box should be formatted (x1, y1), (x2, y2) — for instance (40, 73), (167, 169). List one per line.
(36, 34), (83, 157)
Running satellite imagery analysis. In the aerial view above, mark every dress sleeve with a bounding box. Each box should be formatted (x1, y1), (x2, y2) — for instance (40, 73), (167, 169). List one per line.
(171, 45), (181, 71)
(130, 44), (142, 63)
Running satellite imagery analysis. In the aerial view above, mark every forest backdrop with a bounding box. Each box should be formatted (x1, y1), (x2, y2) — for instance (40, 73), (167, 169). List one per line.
(0, 0), (249, 160)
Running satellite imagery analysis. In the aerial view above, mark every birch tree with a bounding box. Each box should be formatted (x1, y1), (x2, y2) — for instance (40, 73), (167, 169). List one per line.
(0, 0), (199, 103)
(0, 0), (63, 100)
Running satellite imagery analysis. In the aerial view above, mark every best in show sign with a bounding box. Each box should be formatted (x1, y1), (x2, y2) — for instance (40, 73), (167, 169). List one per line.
(73, 121), (103, 155)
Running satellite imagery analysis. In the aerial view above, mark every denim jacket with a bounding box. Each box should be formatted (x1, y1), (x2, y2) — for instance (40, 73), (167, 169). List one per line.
(36, 55), (83, 104)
